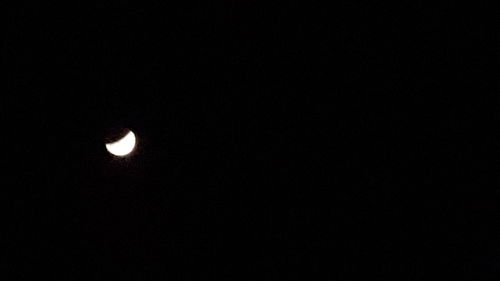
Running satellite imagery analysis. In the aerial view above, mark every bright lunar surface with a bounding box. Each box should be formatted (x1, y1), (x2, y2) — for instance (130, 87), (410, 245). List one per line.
(105, 130), (137, 157)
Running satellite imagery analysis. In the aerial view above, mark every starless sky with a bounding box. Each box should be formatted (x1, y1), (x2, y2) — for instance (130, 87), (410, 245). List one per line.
(2, 2), (494, 280)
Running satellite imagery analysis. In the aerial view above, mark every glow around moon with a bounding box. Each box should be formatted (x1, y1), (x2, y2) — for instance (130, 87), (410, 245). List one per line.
(105, 130), (137, 157)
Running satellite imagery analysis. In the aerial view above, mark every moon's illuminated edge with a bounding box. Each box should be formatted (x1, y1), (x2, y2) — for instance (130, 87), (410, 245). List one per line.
(105, 130), (136, 156)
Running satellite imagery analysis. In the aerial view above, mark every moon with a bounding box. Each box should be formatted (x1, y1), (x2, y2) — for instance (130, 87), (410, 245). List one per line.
(105, 130), (137, 157)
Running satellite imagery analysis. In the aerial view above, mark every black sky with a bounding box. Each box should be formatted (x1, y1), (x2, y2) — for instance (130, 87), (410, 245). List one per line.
(3, 2), (495, 280)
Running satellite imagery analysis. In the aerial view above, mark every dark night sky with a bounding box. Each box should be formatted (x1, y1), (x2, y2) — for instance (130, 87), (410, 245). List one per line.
(2, 2), (495, 280)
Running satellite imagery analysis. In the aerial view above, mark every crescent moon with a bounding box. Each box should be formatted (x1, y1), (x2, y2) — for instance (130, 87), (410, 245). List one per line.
(105, 130), (137, 157)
